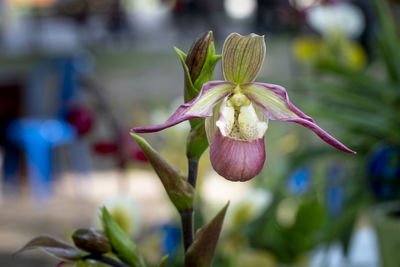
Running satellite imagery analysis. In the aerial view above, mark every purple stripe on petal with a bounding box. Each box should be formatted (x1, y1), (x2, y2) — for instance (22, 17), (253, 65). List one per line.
(132, 81), (234, 133)
(282, 117), (356, 154)
(210, 130), (266, 182)
(242, 82), (315, 123)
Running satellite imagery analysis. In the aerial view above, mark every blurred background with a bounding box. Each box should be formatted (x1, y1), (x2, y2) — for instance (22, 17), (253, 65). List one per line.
(1, 0), (400, 266)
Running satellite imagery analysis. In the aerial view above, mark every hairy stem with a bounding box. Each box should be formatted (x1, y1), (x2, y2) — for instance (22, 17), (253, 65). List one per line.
(181, 157), (200, 251)
(82, 254), (128, 267)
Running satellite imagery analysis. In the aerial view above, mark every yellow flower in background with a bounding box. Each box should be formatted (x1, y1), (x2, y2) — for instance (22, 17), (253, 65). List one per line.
(292, 36), (322, 62)
(292, 35), (367, 70)
(293, 1), (367, 70)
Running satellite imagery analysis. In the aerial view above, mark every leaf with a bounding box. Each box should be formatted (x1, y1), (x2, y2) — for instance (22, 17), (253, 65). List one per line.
(158, 255), (169, 267)
(101, 207), (141, 267)
(184, 203), (229, 267)
(130, 133), (194, 212)
(174, 47), (197, 103)
(15, 235), (81, 261)
(375, 0), (400, 84)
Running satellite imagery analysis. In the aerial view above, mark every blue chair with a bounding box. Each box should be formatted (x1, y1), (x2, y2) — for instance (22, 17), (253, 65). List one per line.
(5, 53), (93, 200)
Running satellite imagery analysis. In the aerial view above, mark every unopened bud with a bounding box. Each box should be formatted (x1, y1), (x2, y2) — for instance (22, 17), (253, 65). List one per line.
(186, 31), (213, 83)
(72, 228), (111, 254)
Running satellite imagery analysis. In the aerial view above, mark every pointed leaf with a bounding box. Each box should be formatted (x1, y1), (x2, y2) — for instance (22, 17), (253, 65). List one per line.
(174, 47), (197, 102)
(130, 133), (194, 212)
(375, 0), (400, 83)
(158, 255), (169, 267)
(16, 235), (81, 262)
(222, 33), (265, 84)
(184, 203), (229, 267)
(101, 207), (141, 267)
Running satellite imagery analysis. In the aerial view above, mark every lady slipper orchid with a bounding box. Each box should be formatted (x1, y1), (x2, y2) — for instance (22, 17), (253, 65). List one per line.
(132, 33), (355, 182)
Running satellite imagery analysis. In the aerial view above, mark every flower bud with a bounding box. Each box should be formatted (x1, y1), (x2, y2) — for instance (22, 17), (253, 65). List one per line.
(72, 228), (111, 254)
(186, 31), (213, 83)
(175, 31), (222, 103)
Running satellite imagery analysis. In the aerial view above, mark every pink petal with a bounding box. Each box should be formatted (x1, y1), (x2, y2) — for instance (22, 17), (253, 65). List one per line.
(241, 82), (355, 154)
(132, 81), (234, 133)
(210, 130), (266, 182)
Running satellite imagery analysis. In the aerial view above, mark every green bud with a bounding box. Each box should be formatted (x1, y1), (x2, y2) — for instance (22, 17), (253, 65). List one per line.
(72, 228), (111, 255)
(186, 31), (213, 83)
(222, 33), (265, 84)
(130, 133), (194, 212)
(101, 207), (142, 267)
(175, 31), (222, 103)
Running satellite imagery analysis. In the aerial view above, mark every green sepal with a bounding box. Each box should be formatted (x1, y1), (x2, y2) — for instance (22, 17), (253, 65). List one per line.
(101, 207), (142, 267)
(130, 133), (195, 212)
(186, 119), (209, 159)
(222, 33), (265, 84)
(184, 202), (229, 267)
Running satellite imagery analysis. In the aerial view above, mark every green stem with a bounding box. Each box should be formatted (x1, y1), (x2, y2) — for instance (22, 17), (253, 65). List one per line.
(188, 157), (199, 188)
(180, 207), (194, 251)
(181, 157), (200, 251)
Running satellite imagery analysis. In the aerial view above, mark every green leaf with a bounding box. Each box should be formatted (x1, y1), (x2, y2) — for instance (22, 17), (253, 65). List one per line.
(130, 133), (194, 212)
(15, 235), (82, 262)
(174, 47), (197, 103)
(186, 120), (209, 159)
(101, 207), (141, 267)
(375, 0), (400, 84)
(158, 255), (169, 267)
(184, 203), (229, 267)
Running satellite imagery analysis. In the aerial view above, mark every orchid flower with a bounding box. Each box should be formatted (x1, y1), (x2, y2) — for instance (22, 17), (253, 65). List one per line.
(133, 33), (355, 182)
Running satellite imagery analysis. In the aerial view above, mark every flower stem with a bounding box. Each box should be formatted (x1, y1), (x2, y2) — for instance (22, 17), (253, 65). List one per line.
(82, 254), (128, 267)
(188, 157), (199, 188)
(180, 207), (194, 251)
(180, 157), (199, 251)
